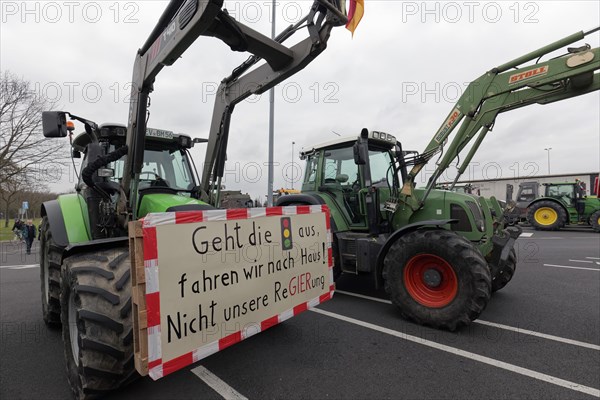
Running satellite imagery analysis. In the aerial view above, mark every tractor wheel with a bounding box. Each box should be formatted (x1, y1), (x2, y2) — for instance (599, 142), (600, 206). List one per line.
(382, 229), (491, 331)
(491, 248), (517, 293)
(590, 210), (600, 233)
(60, 248), (137, 399)
(527, 201), (566, 231)
(40, 216), (62, 328)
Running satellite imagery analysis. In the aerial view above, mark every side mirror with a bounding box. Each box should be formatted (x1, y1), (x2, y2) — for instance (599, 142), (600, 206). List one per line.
(72, 150), (81, 159)
(42, 111), (68, 138)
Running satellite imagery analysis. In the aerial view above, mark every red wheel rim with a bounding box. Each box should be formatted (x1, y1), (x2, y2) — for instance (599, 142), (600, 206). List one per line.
(404, 254), (458, 308)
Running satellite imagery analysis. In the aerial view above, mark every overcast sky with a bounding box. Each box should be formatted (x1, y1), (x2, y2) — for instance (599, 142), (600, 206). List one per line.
(1, 1), (599, 201)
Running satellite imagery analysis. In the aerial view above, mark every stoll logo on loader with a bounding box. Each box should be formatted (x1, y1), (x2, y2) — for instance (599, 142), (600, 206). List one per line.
(509, 66), (549, 84)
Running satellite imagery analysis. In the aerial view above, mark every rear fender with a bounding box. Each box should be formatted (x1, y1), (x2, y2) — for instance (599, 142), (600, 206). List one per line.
(41, 200), (69, 248)
(374, 219), (456, 289)
(41, 194), (91, 248)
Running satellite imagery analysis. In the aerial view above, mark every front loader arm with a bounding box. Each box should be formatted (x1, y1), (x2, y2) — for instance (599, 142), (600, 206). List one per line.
(200, 1), (348, 201)
(401, 28), (600, 210)
(123, 0), (348, 216)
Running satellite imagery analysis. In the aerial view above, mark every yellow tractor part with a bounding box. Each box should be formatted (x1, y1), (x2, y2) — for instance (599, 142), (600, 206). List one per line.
(534, 207), (558, 226)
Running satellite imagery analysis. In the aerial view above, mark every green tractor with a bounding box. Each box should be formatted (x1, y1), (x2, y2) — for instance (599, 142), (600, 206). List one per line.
(278, 130), (518, 330)
(39, 120), (212, 395)
(527, 181), (600, 231)
(38, 0), (348, 397)
(277, 29), (599, 330)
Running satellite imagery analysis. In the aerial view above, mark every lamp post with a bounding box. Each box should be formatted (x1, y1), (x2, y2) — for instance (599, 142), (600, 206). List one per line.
(544, 147), (552, 175)
(291, 141), (295, 189)
(267, 0), (276, 206)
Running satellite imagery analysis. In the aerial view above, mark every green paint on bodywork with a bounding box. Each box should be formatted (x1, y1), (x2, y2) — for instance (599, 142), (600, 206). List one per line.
(58, 194), (91, 243)
(137, 194), (209, 218)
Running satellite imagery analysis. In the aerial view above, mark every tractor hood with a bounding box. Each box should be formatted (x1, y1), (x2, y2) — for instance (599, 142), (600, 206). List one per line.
(137, 193), (209, 218)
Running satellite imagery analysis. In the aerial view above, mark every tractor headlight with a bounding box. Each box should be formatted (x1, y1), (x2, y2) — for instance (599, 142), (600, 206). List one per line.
(476, 219), (485, 232)
(466, 200), (485, 232)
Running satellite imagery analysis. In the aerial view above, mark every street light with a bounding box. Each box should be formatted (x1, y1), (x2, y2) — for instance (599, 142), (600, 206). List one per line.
(267, 0), (276, 206)
(291, 141), (295, 190)
(544, 147), (552, 175)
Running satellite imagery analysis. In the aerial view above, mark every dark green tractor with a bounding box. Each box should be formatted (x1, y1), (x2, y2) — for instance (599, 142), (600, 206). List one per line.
(527, 182), (600, 231)
(278, 130), (519, 331)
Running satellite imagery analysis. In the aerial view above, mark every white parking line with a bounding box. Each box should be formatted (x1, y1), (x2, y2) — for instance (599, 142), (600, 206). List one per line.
(543, 264), (600, 272)
(0, 264), (39, 270)
(586, 257), (600, 260)
(311, 308), (600, 398)
(191, 366), (248, 400)
(569, 260), (594, 263)
(336, 290), (391, 304)
(474, 320), (600, 351)
(335, 290), (600, 351)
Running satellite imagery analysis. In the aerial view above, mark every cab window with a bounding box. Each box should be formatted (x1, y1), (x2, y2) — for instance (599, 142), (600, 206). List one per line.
(322, 147), (358, 186)
(369, 150), (393, 185)
(304, 156), (318, 183)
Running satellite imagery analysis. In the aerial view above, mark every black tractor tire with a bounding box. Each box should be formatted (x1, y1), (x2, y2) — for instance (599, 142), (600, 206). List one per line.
(590, 210), (600, 233)
(60, 248), (137, 399)
(40, 216), (62, 328)
(527, 200), (567, 231)
(382, 229), (491, 331)
(491, 248), (517, 293)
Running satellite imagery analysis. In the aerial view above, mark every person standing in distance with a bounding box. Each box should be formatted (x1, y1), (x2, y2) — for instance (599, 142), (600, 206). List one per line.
(23, 219), (37, 255)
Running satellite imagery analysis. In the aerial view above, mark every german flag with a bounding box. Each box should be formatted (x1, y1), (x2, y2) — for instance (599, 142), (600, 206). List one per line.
(345, 0), (364, 36)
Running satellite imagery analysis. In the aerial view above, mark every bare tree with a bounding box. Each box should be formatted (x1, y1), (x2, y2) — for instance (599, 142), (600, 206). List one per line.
(0, 71), (65, 186)
(0, 172), (46, 226)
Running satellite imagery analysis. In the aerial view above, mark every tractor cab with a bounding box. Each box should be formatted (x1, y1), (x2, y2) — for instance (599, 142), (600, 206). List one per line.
(73, 124), (201, 194)
(544, 182), (579, 206)
(65, 122), (210, 238)
(299, 130), (402, 230)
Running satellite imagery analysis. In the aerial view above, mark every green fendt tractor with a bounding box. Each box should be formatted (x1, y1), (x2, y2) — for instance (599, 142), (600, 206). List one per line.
(277, 28), (600, 330)
(280, 130), (514, 330)
(38, 0), (348, 397)
(527, 180), (600, 231)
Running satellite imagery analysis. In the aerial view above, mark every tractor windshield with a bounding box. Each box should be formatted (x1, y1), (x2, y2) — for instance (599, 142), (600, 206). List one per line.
(547, 184), (574, 198)
(323, 147), (359, 186)
(317, 145), (396, 190)
(109, 148), (197, 192)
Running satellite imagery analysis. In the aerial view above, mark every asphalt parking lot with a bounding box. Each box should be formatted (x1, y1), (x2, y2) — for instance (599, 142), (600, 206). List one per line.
(1, 227), (599, 399)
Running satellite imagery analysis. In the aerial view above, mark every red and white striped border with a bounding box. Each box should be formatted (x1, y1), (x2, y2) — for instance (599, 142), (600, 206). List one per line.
(142, 205), (334, 380)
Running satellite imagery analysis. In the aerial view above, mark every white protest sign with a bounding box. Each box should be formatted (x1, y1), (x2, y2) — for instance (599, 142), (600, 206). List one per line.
(141, 205), (333, 379)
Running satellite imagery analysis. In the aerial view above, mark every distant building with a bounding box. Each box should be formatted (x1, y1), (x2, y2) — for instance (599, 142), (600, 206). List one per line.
(439, 172), (599, 201)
